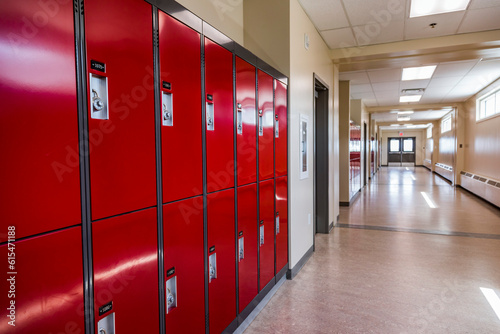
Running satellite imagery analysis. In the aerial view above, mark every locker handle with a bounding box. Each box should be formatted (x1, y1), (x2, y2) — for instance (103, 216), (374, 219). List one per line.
(237, 103), (242, 135)
(206, 101), (215, 131)
(258, 111), (263, 136)
(162, 91), (173, 126)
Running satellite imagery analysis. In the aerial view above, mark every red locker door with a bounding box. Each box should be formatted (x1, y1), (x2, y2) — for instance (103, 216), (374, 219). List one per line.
(207, 189), (236, 333)
(259, 179), (275, 290)
(236, 57), (257, 186)
(0, 227), (84, 333)
(85, 0), (156, 220)
(237, 184), (258, 312)
(93, 208), (159, 334)
(275, 176), (288, 273)
(0, 0), (81, 242)
(258, 70), (274, 181)
(275, 80), (288, 177)
(205, 38), (234, 193)
(159, 12), (203, 203)
(163, 197), (205, 333)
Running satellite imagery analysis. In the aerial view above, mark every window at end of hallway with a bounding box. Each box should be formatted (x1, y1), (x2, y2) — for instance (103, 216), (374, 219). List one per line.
(477, 87), (500, 121)
(441, 116), (451, 133)
(427, 125), (432, 139)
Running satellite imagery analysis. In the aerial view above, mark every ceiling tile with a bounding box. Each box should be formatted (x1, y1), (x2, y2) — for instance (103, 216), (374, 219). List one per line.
(367, 68), (402, 83)
(377, 97), (400, 105)
(419, 96), (443, 104)
(339, 71), (370, 84)
(298, 0), (350, 30)
(469, 0), (500, 10)
(405, 12), (465, 40)
(350, 84), (374, 94)
(432, 60), (478, 78)
(351, 91), (376, 100)
(343, 0), (406, 26)
(363, 99), (379, 107)
(353, 20), (405, 46)
(320, 28), (357, 49)
(458, 7), (500, 33)
(372, 81), (401, 92)
(427, 76), (464, 88)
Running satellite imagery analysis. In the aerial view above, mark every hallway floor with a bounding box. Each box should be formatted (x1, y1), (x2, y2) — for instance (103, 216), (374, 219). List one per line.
(243, 167), (500, 333)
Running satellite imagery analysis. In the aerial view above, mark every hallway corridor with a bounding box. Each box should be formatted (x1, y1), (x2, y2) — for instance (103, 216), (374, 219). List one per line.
(243, 167), (500, 333)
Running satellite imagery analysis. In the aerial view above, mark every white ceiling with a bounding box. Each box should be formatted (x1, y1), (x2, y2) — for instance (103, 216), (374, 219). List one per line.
(298, 0), (500, 123)
(299, 0), (500, 49)
(371, 108), (451, 124)
(340, 58), (500, 107)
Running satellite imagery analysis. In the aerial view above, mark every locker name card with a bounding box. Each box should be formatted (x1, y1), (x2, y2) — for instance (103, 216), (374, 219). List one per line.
(91, 60), (105, 73)
(98, 300), (113, 316)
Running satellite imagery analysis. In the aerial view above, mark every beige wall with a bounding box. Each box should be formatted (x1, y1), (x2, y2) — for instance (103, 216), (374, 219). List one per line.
(288, 0), (336, 268)
(463, 78), (500, 180)
(437, 110), (456, 168)
(177, 0), (244, 45)
(380, 130), (426, 165)
(243, 0), (290, 77)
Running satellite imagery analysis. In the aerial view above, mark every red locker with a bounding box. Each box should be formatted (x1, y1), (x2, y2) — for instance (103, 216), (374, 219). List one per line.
(0, 0), (81, 242)
(0, 227), (84, 333)
(275, 80), (288, 177)
(259, 179), (275, 290)
(258, 70), (274, 181)
(236, 57), (257, 186)
(205, 38), (235, 193)
(237, 184), (258, 312)
(159, 12), (203, 203)
(275, 176), (288, 273)
(163, 197), (205, 333)
(93, 208), (159, 334)
(85, 0), (156, 220)
(207, 189), (236, 333)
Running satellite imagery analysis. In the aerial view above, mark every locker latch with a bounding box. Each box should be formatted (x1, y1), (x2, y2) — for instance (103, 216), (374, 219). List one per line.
(97, 312), (115, 334)
(209, 251), (217, 282)
(162, 91), (173, 127)
(260, 221), (265, 246)
(276, 212), (280, 234)
(275, 114), (279, 138)
(258, 110), (263, 136)
(206, 95), (214, 131)
(89, 73), (108, 120)
(237, 103), (243, 135)
(238, 236), (244, 262)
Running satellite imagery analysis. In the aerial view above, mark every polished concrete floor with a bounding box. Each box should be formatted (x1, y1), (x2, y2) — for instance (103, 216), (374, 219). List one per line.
(243, 167), (500, 333)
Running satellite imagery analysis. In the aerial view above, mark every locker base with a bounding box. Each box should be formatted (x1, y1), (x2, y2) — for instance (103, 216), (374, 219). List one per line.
(221, 317), (239, 334)
(276, 263), (288, 282)
(233, 275), (287, 334)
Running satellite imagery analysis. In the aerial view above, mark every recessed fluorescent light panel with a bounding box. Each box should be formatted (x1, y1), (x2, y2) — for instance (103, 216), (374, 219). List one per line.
(402, 65), (437, 81)
(398, 111), (414, 115)
(390, 124), (400, 127)
(397, 116), (411, 122)
(410, 0), (471, 18)
(400, 95), (422, 103)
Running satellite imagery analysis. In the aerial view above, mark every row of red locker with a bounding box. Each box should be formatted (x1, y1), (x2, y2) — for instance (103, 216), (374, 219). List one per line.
(0, 0), (288, 333)
(1, 0), (287, 240)
(0, 179), (287, 333)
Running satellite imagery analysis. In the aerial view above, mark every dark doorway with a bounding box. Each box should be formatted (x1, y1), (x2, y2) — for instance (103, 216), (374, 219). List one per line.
(314, 75), (330, 234)
(388, 137), (416, 166)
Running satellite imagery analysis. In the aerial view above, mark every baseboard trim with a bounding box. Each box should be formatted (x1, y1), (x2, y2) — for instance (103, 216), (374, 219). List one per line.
(286, 244), (314, 280)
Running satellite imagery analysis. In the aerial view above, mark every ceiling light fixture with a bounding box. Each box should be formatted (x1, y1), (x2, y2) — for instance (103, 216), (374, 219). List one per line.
(397, 116), (411, 122)
(400, 95), (422, 103)
(390, 124), (401, 127)
(402, 66), (436, 81)
(398, 111), (414, 115)
(410, 0), (471, 18)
